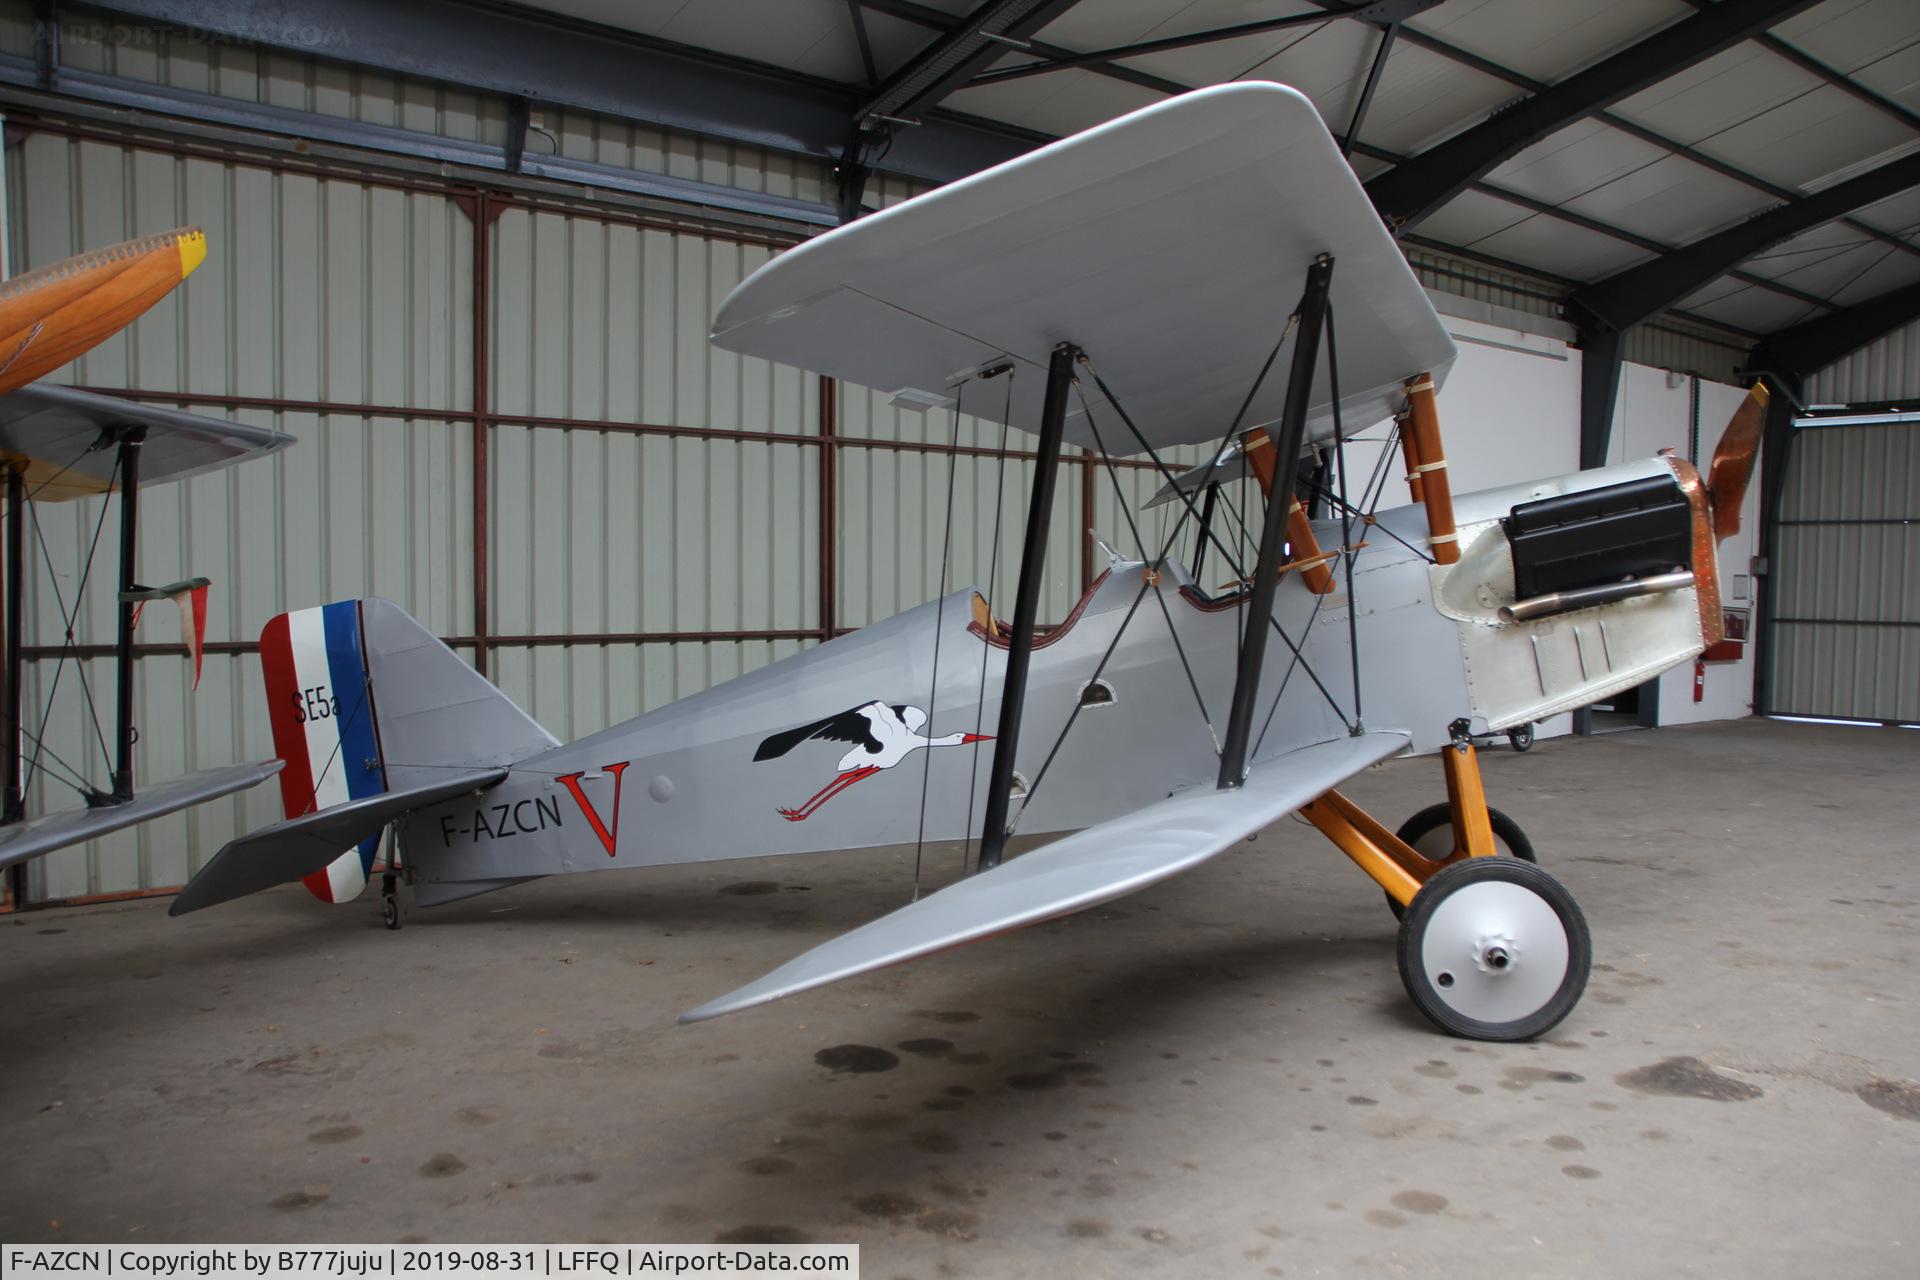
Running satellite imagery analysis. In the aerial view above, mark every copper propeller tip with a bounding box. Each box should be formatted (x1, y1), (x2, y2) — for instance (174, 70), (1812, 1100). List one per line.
(1705, 383), (1768, 542)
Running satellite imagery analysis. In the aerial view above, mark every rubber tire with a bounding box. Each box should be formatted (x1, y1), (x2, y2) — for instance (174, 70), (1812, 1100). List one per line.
(1386, 802), (1536, 920)
(1508, 723), (1535, 752)
(382, 891), (401, 931)
(1396, 857), (1590, 1042)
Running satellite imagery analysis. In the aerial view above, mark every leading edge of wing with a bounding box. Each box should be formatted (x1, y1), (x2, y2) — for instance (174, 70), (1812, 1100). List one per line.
(679, 730), (1410, 1023)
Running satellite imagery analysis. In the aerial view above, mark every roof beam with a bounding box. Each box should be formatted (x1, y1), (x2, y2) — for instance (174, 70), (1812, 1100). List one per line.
(77, 0), (1049, 187)
(1677, 0), (1920, 134)
(1362, 0), (1823, 230)
(1573, 150), (1920, 333)
(1749, 280), (1920, 378)
(1381, 18), (1920, 265)
(855, 0), (1084, 127)
(962, 0), (1442, 88)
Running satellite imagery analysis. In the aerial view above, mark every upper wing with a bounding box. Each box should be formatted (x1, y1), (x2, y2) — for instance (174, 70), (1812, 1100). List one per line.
(709, 84), (1454, 456)
(0, 384), (293, 502)
(681, 730), (1409, 1022)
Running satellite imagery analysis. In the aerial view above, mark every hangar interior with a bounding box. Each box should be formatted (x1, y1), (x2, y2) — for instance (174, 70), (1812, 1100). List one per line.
(0, 0), (1916, 1272)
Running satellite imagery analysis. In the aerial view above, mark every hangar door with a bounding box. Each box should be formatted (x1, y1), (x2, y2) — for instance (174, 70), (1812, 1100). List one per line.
(1768, 421), (1920, 722)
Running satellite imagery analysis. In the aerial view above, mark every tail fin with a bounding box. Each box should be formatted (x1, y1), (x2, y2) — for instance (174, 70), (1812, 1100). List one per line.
(259, 598), (556, 905)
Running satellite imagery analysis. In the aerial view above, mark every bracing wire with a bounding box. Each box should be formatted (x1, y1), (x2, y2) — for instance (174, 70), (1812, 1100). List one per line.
(1010, 316), (1299, 832)
(912, 380), (967, 900)
(960, 369), (1015, 876)
(1076, 385), (1217, 745)
(26, 492), (116, 773)
(21, 454), (123, 798)
(1327, 307), (1364, 728)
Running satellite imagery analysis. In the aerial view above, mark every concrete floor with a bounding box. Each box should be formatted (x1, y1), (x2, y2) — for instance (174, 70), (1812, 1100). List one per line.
(1, 718), (1915, 1276)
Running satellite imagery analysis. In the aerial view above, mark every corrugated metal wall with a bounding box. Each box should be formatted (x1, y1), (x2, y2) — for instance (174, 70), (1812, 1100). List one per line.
(1806, 317), (1920, 404)
(2, 111), (1197, 903)
(1768, 423), (1920, 722)
(8, 126), (475, 902)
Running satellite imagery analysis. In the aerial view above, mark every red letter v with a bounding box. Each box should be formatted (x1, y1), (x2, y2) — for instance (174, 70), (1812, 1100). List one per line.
(555, 762), (632, 858)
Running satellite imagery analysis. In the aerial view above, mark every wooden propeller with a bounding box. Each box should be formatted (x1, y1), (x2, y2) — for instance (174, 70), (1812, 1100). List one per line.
(0, 226), (207, 398)
(1705, 382), (1768, 542)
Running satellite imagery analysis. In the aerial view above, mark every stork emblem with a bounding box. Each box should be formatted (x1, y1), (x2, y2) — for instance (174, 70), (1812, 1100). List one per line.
(753, 701), (992, 821)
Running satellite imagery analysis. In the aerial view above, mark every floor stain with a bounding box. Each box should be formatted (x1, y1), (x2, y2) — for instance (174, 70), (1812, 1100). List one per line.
(738, 1156), (795, 1176)
(1545, 1134), (1585, 1152)
(419, 1153), (466, 1178)
(270, 1188), (329, 1212)
(1066, 1218), (1109, 1239)
(453, 1107), (495, 1125)
(1856, 1078), (1920, 1121)
(1616, 1057), (1762, 1102)
(1006, 1071), (1068, 1091)
(306, 1126), (363, 1144)
(910, 1128), (960, 1154)
(853, 1191), (922, 1219)
(1363, 1209), (1407, 1228)
(718, 881), (780, 896)
(1345, 1095), (1377, 1106)
(815, 1045), (900, 1074)
(1504, 1066), (1586, 1086)
(1455, 1084), (1483, 1095)
(1391, 1190), (1448, 1214)
(897, 1038), (954, 1057)
(1562, 1165), (1602, 1179)
(915, 1208), (978, 1240)
(913, 1010), (981, 1024)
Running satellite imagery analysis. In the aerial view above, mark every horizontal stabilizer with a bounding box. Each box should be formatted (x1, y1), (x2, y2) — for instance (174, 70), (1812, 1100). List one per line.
(681, 731), (1408, 1023)
(0, 761), (284, 871)
(169, 768), (507, 916)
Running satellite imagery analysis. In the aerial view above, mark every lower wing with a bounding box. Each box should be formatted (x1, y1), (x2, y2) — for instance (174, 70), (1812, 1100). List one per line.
(680, 730), (1409, 1022)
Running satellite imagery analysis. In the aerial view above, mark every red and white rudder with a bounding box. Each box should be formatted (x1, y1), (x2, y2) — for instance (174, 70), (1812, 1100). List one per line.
(260, 601), (389, 904)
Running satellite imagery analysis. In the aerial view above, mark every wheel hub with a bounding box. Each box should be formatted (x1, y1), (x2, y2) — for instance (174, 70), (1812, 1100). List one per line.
(1419, 881), (1569, 1024)
(1476, 931), (1518, 974)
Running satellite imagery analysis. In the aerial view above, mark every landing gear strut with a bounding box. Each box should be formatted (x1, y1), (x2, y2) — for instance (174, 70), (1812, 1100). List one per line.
(1299, 720), (1591, 1040)
(380, 822), (403, 930)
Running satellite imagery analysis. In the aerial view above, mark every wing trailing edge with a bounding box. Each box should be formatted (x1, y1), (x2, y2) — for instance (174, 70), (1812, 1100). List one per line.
(680, 730), (1410, 1023)
(0, 761), (285, 871)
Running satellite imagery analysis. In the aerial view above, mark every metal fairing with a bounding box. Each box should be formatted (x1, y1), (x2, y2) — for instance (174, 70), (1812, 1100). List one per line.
(399, 543), (1475, 905)
(1432, 458), (1712, 730)
(390, 458), (1704, 907)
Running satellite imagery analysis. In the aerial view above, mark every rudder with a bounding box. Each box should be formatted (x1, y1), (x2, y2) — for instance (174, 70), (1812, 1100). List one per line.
(259, 599), (557, 906)
(260, 602), (388, 904)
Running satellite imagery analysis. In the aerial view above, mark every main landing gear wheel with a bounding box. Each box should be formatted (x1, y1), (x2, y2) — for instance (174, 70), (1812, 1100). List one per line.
(1385, 802), (1536, 920)
(1508, 722), (1535, 752)
(381, 872), (401, 931)
(1396, 857), (1590, 1042)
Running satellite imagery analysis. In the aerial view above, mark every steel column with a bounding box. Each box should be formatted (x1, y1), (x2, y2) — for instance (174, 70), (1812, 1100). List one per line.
(1218, 255), (1334, 790)
(111, 429), (145, 801)
(1578, 323), (1624, 471)
(3, 464), (22, 824)
(977, 342), (1079, 871)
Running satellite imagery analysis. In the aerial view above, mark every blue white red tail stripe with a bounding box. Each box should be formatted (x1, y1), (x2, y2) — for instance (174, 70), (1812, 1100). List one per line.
(260, 601), (389, 904)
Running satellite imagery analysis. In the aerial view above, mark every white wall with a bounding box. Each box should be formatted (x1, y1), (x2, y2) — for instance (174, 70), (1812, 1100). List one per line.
(1333, 297), (1755, 736)
(1607, 366), (1760, 726)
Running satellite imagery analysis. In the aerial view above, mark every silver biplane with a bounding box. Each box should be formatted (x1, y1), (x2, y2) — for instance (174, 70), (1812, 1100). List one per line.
(169, 85), (1765, 1042)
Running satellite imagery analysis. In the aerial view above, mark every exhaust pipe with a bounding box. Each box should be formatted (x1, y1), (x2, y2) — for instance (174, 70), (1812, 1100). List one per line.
(1499, 570), (1695, 624)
